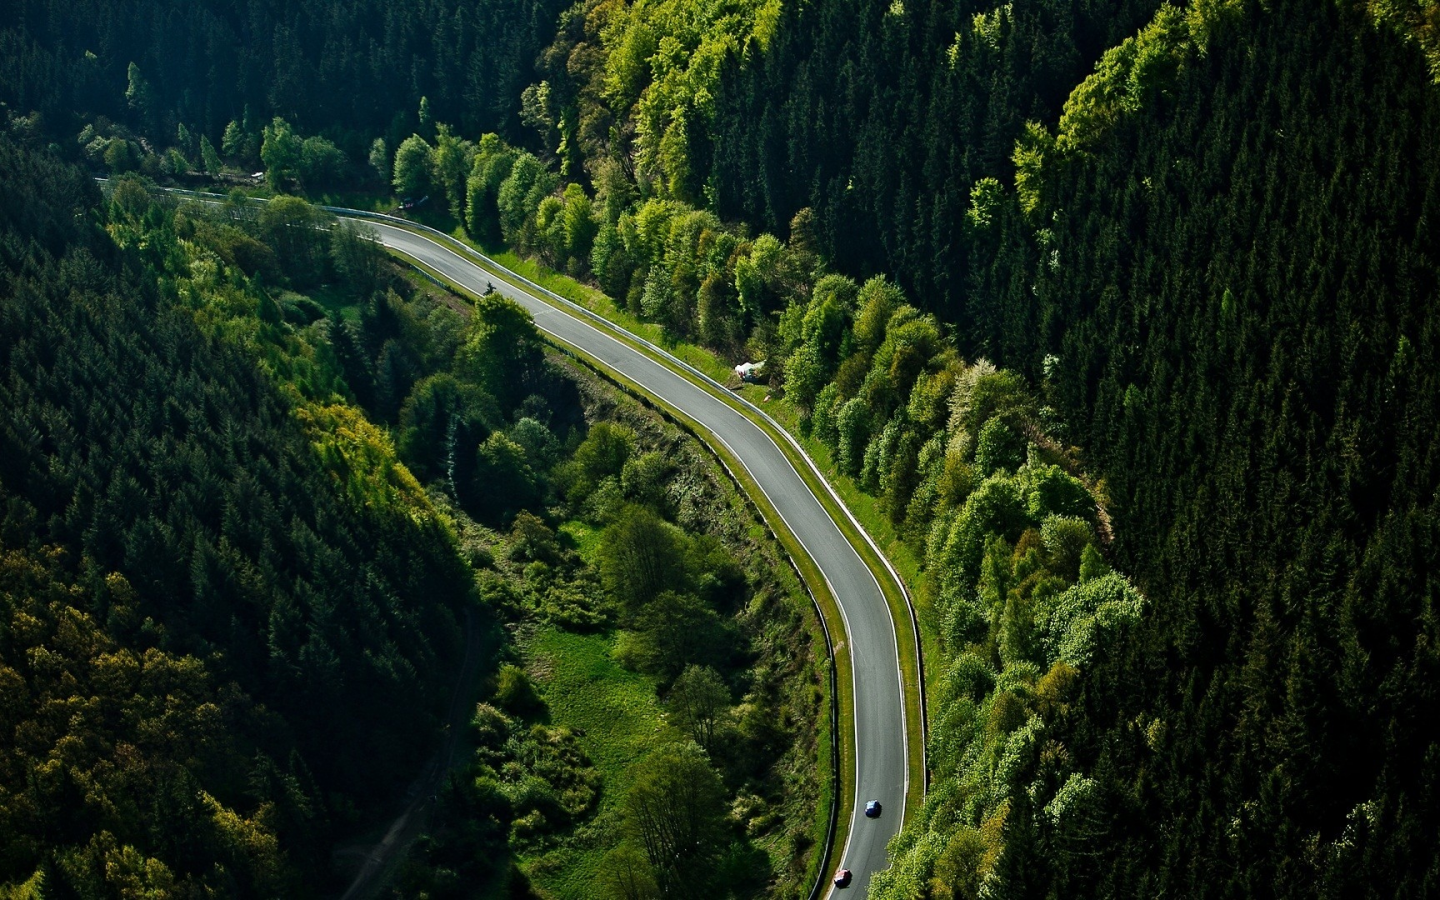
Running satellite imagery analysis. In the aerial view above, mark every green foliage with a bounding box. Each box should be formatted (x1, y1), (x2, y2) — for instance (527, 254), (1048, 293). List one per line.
(511, 417), (563, 470)
(222, 119), (249, 162)
(783, 341), (826, 409)
(102, 138), (140, 173)
(367, 137), (388, 179)
(0, 556), (289, 896)
(255, 194), (334, 286)
(23, 0), (1440, 890)
(432, 123), (476, 219)
(497, 152), (560, 249)
(392, 133), (434, 197)
(472, 384), (819, 898)
(1077, 543), (1110, 584)
(853, 275), (905, 355)
(1366, 0), (1440, 81)
(546, 0), (782, 200)
(466, 134), (520, 243)
(666, 665), (730, 754)
(621, 743), (728, 896)
(200, 134), (223, 174)
(558, 182), (600, 275)
(616, 589), (730, 678)
(598, 505), (686, 616)
(260, 116), (303, 188)
(1019, 464), (1093, 522)
(459, 291), (544, 408)
(0, 142), (473, 893)
(591, 217), (633, 298)
(561, 421), (635, 502)
(834, 397), (871, 476)
(811, 383), (841, 448)
(966, 177), (1005, 231)
(496, 664), (544, 715)
(1055, 5), (1189, 152)
(406, 698), (600, 890)
(330, 221), (386, 299)
(4, 0), (569, 160)
(621, 450), (675, 512)
(124, 61), (154, 130)
(973, 417), (1026, 477)
(475, 432), (541, 521)
(1, 133), (825, 898)
(1040, 516), (1095, 582)
(936, 473), (1028, 639)
(1042, 572), (1143, 668)
(298, 134), (347, 188)
(735, 233), (786, 321)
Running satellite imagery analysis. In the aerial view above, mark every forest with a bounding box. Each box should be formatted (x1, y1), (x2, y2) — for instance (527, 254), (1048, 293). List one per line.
(0, 137), (474, 894)
(5, 0), (1440, 896)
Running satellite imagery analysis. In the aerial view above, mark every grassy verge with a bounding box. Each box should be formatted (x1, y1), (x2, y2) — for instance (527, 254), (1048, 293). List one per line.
(551, 362), (840, 896)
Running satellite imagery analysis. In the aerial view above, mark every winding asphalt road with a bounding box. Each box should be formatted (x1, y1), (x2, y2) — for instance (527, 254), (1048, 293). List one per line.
(366, 220), (910, 897)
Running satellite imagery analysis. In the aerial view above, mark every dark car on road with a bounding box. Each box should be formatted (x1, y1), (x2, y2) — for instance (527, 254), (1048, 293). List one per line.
(834, 868), (852, 888)
(865, 800), (882, 818)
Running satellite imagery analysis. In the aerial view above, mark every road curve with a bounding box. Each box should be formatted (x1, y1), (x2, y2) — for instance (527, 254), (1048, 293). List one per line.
(369, 221), (908, 896)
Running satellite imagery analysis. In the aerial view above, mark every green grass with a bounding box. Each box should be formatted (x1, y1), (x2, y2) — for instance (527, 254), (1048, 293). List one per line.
(302, 283), (362, 321)
(557, 520), (602, 565)
(515, 627), (664, 899)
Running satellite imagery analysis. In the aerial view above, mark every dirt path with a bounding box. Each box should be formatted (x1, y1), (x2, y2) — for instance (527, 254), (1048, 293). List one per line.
(335, 608), (483, 900)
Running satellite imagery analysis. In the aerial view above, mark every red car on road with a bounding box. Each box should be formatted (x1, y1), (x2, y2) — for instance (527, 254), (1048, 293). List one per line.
(834, 867), (852, 888)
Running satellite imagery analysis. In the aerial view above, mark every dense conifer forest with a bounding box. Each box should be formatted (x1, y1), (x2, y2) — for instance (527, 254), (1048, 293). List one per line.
(0, 139), (473, 893)
(4, 0), (1440, 896)
(0, 0), (566, 151)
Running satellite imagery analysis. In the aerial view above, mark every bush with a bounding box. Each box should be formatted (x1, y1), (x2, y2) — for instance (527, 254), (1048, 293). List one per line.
(474, 432), (539, 521)
(299, 135), (347, 188)
(974, 417), (1026, 476)
(559, 422), (633, 503)
(1040, 516), (1095, 581)
(1042, 573), (1144, 668)
(812, 383), (841, 448)
(618, 591), (729, 678)
(495, 664), (542, 715)
(392, 134), (434, 198)
(1021, 463), (1094, 521)
(836, 396), (872, 476)
(280, 294), (325, 326)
